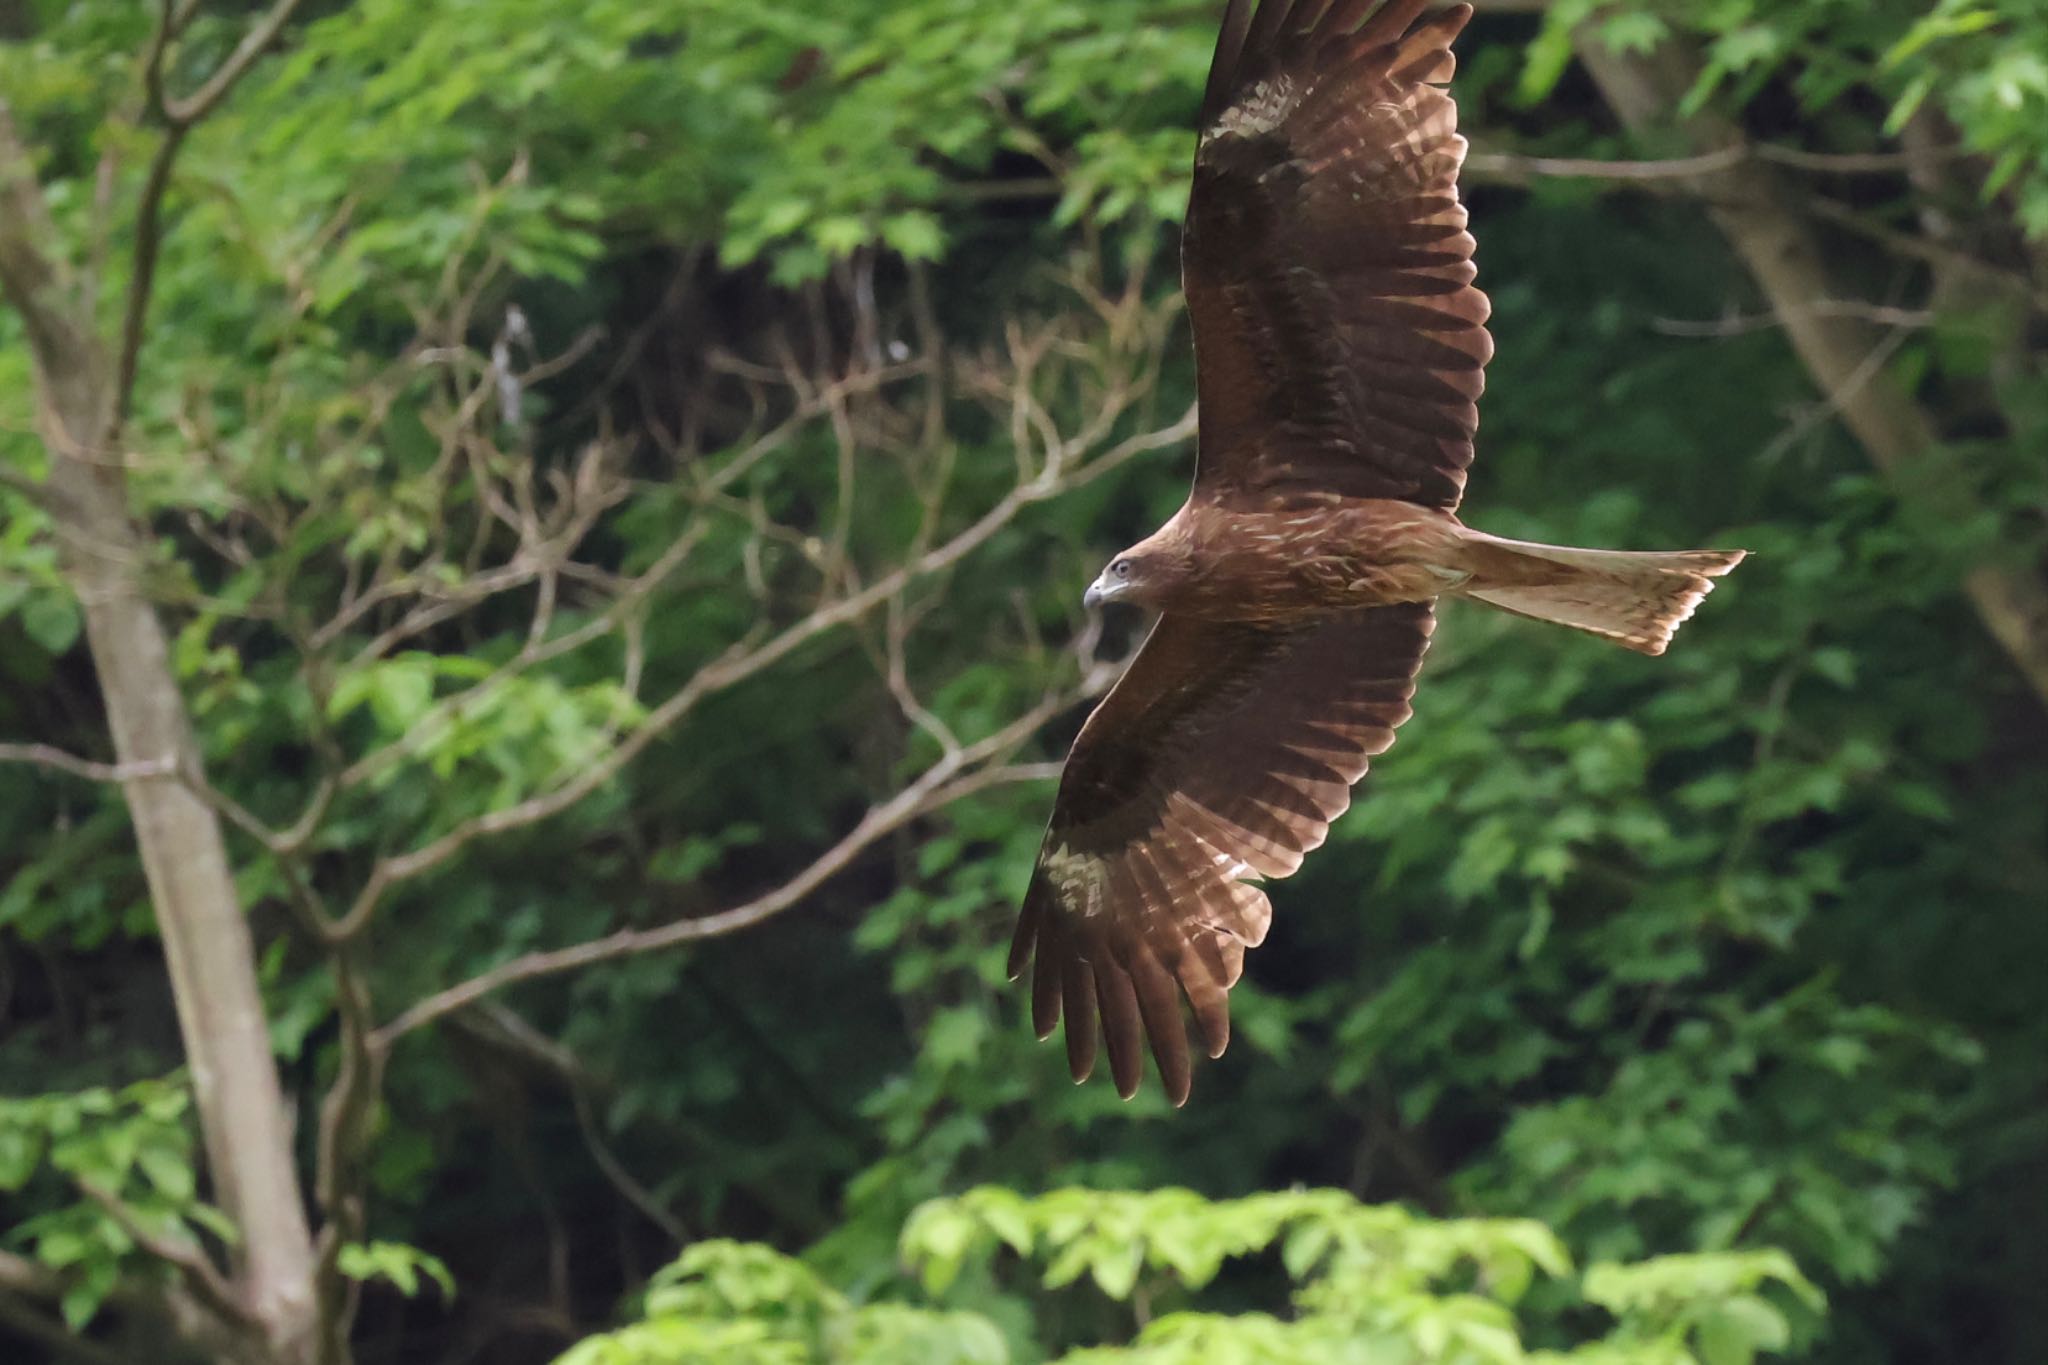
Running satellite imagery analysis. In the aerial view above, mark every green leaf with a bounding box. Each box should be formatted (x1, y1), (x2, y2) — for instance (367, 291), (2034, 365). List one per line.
(339, 1241), (457, 1300)
(21, 593), (81, 654)
(1695, 1294), (1790, 1365)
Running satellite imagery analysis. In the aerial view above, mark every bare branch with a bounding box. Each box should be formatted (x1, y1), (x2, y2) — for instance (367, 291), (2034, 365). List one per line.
(878, 591), (961, 757)
(336, 400), (1195, 941)
(1650, 300), (1934, 338)
(1805, 197), (2048, 313)
(0, 741), (175, 783)
(1463, 138), (1965, 189)
(372, 696), (1089, 1048)
(334, 522), (707, 794)
(109, 0), (317, 433)
(1465, 143), (1747, 185)
(162, 0), (310, 128)
(454, 1004), (689, 1243)
(111, 127), (187, 430)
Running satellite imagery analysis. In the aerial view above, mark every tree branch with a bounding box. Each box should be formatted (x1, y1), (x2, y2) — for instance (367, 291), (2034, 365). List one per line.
(0, 1289), (133, 1365)
(1462, 139), (1962, 190)
(5, 82), (321, 1365)
(451, 1004), (689, 1244)
(1575, 35), (2048, 711)
(335, 401), (1196, 942)
(111, 126), (186, 430)
(161, 0), (309, 128)
(112, 0), (313, 431)
(0, 102), (108, 435)
(372, 705), (1083, 1048)
(0, 741), (176, 782)
(75, 1182), (255, 1332)
(308, 941), (380, 1365)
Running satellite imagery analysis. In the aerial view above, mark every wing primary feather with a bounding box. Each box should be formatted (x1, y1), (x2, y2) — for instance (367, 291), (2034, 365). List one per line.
(1094, 958), (1146, 1100)
(1181, 932), (1235, 1057)
(1008, 885), (1042, 983)
(1353, 0), (1433, 51)
(1010, 608), (1438, 1101)
(1122, 846), (1212, 1081)
(1243, 0), (1302, 60)
(1203, 0), (1259, 123)
(1029, 915), (1062, 1041)
(1127, 938), (1193, 1107)
(1390, 9), (1471, 82)
(1062, 941), (1099, 1083)
(1291, 0), (1344, 46)
(1313, 0), (1383, 40)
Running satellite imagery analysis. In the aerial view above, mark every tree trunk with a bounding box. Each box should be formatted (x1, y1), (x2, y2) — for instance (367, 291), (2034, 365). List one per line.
(1576, 39), (2048, 711)
(2, 106), (321, 1365)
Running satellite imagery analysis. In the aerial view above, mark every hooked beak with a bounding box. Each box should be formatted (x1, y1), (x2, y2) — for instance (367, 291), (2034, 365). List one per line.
(1083, 579), (1107, 609)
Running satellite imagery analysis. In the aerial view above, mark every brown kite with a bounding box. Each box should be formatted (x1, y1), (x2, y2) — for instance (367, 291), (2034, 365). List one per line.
(1007, 0), (1745, 1105)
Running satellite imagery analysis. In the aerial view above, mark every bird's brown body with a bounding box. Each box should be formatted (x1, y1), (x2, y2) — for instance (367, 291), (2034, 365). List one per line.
(1127, 497), (1473, 622)
(1009, 0), (1747, 1106)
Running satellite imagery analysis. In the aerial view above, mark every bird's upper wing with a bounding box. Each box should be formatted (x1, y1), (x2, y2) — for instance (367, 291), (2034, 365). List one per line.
(1184, 0), (1491, 510)
(1008, 603), (1434, 1104)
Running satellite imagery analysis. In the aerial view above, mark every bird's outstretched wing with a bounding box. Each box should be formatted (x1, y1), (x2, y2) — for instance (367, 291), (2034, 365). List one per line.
(1008, 604), (1434, 1103)
(1185, 0), (1491, 510)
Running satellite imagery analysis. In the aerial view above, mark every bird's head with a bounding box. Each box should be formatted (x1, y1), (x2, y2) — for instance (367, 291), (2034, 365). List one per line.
(1084, 550), (1165, 609)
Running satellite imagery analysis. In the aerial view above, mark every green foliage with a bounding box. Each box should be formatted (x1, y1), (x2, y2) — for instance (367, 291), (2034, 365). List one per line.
(556, 1240), (1007, 1365)
(1538, 0), (2048, 235)
(0, 1080), (221, 1327)
(336, 1240), (458, 1301)
(3, 0), (2044, 1361)
(571, 1188), (1823, 1365)
(1584, 1251), (1823, 1365)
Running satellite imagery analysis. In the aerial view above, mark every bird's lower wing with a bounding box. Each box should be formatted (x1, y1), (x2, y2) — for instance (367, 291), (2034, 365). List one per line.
(1009, 603), (1436, 1104)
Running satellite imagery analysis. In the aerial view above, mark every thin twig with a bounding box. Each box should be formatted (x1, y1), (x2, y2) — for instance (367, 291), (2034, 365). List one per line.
(115, 0), (314, 430)
(0, 742), (175, 783)
(1805, 197), (2048, 313)
(458, 1004), (690, 1243)
(1465, 143), (1748, 184)
(1650, 299), (1934, 337)
(1463, 139), (1964, 187)
(161, 0), (310, 127)
(0, 1291), (132, 1365)
(335, 402), (1193, 943)
(74, 1181), (253, 1329)
(373, 711), (1083, 1047)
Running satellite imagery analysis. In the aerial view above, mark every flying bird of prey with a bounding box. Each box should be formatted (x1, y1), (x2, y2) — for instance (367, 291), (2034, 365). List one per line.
(1007, 0), (1745, 1105)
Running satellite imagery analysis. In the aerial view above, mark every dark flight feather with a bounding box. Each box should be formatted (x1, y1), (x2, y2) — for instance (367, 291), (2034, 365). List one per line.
(1009, 0), (1744, 1104)
(1010, 605), (1434, 1104)
(1185, 0), (1490, 510)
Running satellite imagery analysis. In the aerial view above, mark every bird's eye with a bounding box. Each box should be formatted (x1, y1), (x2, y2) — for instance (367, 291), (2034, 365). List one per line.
(1113, 560), (1131, 578)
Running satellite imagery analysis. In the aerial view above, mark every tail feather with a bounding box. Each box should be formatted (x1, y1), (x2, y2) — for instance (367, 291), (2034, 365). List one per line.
(1462, 535), (1745, 656)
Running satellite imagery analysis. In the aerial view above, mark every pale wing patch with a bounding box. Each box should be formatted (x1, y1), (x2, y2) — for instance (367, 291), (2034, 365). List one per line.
(1041, 841), (1111, 917)
(1202, 74), (1299, 146)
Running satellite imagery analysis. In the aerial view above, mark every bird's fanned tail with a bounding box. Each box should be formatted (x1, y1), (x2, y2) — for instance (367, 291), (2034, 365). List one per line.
(1461, 536), (1746, 656)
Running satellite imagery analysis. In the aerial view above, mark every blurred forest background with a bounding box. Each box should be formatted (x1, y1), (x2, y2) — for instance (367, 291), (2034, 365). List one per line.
(2, 0), (2045, 1362)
